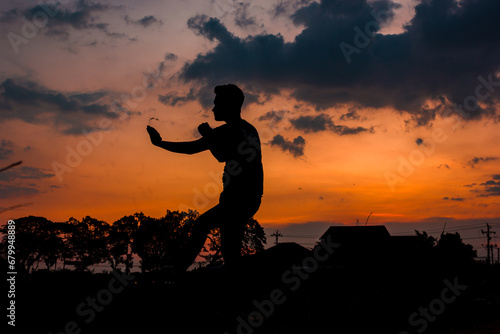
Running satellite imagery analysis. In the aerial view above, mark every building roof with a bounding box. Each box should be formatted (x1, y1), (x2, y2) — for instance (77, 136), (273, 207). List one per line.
(264, 242), (312, 258)
(319, 225), (391, 245)
(246, 242), (312, 270)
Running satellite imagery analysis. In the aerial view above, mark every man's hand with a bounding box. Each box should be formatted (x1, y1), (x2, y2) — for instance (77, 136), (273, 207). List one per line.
(147, 125), (162, 146)
(198, 122), (212, 137)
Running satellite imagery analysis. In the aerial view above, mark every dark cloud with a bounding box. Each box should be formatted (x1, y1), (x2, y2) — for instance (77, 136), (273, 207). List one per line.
(258, 110), (288, 123)
(144, 53), (177, 89)
(290, 113), (372, 135)
(269, 134), (305, 158)
(180, 0), (500, 126)
(0, 140), (15, 160)
(0, 79), (118, 135)
(163, 53), (178, 62)
(478, 174), (500, 197)
(271, 0), (314, 18)
(0, 184), (40, 199)
(0, 8), (21, 23)
(234, 2), (256, 28)
(2, 1), (135, 42)
(470, 175), (500, 197)
(340, 108), (361, 121)
(437, 164), (450, 169)
(291, 114), (332, 133)
(466, 156), (498, 168)
(125, 15), (162, 27)
(158, 88), (197, 107)
(69, 91), (108, 104)
(442, 197), (465, 201)
(156, 53), (177, 75)
(0, 166), (55, 182)
(415, 138), (424, 145)
(187, 14), (233, 42)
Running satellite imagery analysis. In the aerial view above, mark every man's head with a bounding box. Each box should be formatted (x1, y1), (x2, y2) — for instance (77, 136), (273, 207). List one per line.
(212, 84), (244, 121)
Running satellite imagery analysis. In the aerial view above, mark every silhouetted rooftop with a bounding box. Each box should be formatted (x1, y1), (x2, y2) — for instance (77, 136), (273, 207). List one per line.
(319, 225), (391, 245)
(246, 242), (312, 269)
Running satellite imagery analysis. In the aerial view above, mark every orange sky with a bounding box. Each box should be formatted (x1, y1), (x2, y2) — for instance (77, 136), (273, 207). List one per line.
(0, 0), (499, 255)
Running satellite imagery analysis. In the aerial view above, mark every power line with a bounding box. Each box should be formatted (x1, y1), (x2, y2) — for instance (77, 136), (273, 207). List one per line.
(412, 223), (485, 233)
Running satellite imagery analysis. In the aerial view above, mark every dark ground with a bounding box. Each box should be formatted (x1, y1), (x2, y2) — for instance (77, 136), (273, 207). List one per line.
(10, 259), (500, 334)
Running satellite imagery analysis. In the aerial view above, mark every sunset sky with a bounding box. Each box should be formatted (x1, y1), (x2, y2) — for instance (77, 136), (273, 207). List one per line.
(1, 0), (499, 255)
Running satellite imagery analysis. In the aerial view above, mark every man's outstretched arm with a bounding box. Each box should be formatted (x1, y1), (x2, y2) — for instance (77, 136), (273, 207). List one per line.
(147, 125), (208, 155)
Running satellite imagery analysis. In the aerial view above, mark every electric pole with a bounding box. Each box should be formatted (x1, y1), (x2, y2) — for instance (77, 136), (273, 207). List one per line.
(271, 230), (283, 245)
(481, 224), (496, 265)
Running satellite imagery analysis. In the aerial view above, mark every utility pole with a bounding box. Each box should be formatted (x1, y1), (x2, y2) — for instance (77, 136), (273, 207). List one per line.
(271, 230), (283, 245)
(481, 224), (496, 265)
(441, 222), (447, 237)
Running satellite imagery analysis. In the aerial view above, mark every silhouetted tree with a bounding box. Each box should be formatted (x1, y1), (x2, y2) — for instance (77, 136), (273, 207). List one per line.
(436, 232), (477, 265)
(107, 214), (139, 273)
(133, 210), (198, 273)
(0, 216), (64, 275)
(66, 216), (109, 271)
(39, 222), (65, 270)
(415, 230), (437, 249)
(201, 218), (267, 266)
(414, 230), (476, 269)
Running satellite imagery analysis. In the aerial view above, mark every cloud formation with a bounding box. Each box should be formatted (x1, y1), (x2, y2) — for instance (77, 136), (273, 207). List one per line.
(158, 88), (196, 107)
(466, 156), (498, 168)
(269, 134), (305, 158)
(125, 15), (162, 28)
(179, 0), (500, 125)
(0, 166), (55, 182)
(0, 184), (40, 199)
(1, 1), (136, 43)
(0, 165), (55, 199)
(271, 0), (314, 18)
(477, 174), (500, 197)
(290, 114), (372, 135)
(340, 108), (361, 121)
(0, 79), (118, 135)
(234, 2), (256, 28)
(442, 197), (465, 201)
(0, 140), (15, 160)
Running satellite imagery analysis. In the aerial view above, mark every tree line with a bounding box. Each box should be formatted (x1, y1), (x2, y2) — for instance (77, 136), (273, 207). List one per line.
(0, 211), (267, 275)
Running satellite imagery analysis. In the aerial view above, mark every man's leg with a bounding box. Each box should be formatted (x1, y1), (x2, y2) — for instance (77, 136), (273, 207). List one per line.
(220, 215), (246, 269)
(175, 205), (221, 273)
(219, 197), (262, 269)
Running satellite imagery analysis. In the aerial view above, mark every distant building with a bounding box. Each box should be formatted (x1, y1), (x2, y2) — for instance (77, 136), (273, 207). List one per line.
(245, 242), (313, 271)
(317, 225), (419, 267)
(319, 225), (391, 244)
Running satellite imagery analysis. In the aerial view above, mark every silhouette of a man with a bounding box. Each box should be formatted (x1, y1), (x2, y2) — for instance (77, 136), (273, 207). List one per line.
(147, 84), (263, 272)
